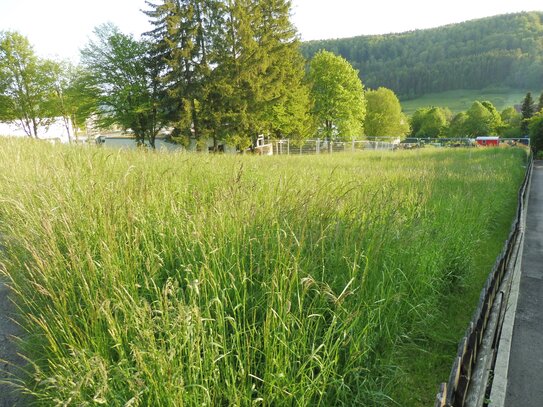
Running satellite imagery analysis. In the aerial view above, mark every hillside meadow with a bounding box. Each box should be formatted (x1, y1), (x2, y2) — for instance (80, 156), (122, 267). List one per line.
(400, 87), (536, 116)
(0, 139), (527, 405)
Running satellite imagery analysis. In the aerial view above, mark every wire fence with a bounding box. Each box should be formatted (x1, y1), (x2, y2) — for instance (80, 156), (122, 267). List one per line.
(272, 137), (530, 156)
(273, 139), (397, 155)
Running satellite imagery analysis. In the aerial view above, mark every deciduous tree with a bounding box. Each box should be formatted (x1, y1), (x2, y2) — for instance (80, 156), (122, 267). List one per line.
(308, 50), (366, 140)
(46, 61), (98, 141)
(447, 112), (469, 137)
(500, 107), (522, 138)
(528, 112), (543, 153)
(0, 31), (56, 137)
(81, 24), (168, 147)
(464, 101), (502, 136)
(364, 87), (409, 138)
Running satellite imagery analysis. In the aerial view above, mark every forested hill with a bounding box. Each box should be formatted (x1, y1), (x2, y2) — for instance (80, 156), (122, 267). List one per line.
(301, 12), (543, 99)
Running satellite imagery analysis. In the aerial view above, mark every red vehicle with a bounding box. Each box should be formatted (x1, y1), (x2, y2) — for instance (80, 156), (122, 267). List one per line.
(476, 136), (499, 146)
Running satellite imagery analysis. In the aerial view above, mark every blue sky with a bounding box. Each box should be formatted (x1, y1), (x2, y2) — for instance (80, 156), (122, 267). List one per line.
(0, 0), (541, 61)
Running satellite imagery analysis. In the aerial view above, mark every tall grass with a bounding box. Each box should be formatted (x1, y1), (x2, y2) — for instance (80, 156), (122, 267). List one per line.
(0, 139), (526, 405)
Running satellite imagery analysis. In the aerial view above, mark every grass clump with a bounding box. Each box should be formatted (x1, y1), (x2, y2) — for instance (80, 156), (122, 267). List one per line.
(0, 139), (526, 405)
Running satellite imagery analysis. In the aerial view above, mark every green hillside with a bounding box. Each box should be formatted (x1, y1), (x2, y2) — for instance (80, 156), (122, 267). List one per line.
(301, 12), (543, 99)
(400, 87), (537, 115)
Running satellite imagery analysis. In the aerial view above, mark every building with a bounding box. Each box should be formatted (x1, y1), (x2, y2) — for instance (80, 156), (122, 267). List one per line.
(475, 136), (500, 147)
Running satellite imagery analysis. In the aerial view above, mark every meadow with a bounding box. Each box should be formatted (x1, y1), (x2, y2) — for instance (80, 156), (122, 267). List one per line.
(0, 139), (527, 405)
(400, 87), (535, 115)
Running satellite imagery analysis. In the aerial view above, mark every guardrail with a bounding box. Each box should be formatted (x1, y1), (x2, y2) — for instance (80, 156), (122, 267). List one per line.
(434, 155), (533, 407)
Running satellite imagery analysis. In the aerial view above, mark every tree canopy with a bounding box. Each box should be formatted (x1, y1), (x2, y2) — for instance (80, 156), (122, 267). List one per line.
(364, 87), (409, 139)
(308, 50), (366, 140)
(143, 0), (311, 150)
(529, 112), (543, 153)
(0, 31), (56, 137)
(463, 101), (503, 136)
(81, 24), (168, 147)
(410, 107), (450, 138)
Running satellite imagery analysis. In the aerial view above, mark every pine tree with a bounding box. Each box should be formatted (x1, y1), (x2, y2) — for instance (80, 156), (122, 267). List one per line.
(144, 0), (310, 150)
(537, 91), (543, 113)
(521, 92), (535, 134)
(254, 0), (312, 143)
(202, 0), (310, 149)
(144, 0), (214, 145)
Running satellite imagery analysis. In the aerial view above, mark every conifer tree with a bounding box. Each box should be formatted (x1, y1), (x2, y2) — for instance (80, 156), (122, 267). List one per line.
(250, 0), (312, 143)
(144, 0), (214, 146)
(145, 0), (311, 150)
(206, 0), (311, 149)
(521, 92), (536, 134)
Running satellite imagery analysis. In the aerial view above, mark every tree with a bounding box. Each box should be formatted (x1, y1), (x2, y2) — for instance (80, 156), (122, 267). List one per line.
(308, 50), (366, 140)
(0, 31), (56, 138)
(419, 107), (448, 138)
(409, 108), (429, 138)
(364, 87), (409, 139)
(46, 61), (99, 141)
(537, 91), (543, 113)
(500, 107), (522, 138)
(144, 0), (213, 146)
(410, 107), (448, 138)
(463, 101), (502, 136)
(250, 0), (312, 143)
(528, 112), (543, 154)
(521, 92), (536, 134)
(144, 0), (311, 150)
(447, 112), (469, 137)
(81, 24), (168, 147)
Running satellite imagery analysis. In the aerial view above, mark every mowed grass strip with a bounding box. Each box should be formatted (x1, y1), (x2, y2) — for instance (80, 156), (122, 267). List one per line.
(0, 139), (526, 405)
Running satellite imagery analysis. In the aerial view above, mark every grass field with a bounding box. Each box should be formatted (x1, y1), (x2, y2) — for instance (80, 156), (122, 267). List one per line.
(400, 87), (538, 115)
(0, 139), (527, 405)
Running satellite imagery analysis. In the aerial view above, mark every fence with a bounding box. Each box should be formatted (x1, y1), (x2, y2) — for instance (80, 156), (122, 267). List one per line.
(273, 139), (397, 155)
(272, 137), (530, 155)
(434, 155), (533, 407)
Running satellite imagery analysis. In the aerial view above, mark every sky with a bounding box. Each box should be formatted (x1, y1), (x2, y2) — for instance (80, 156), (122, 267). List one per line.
(0, 0), (541, 62)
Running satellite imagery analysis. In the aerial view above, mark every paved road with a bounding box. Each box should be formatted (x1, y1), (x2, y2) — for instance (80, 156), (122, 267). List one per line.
(0, 235), (29, 406)
(0, 280), (28, 406)
(504, 161), (543, 406)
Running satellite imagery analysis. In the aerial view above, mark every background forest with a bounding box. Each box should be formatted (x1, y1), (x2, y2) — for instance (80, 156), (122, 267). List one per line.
(302, 12), (543, 99)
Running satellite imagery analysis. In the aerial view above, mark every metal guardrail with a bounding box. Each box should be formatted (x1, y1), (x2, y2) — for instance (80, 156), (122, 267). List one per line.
(434, 155), (533, 407)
